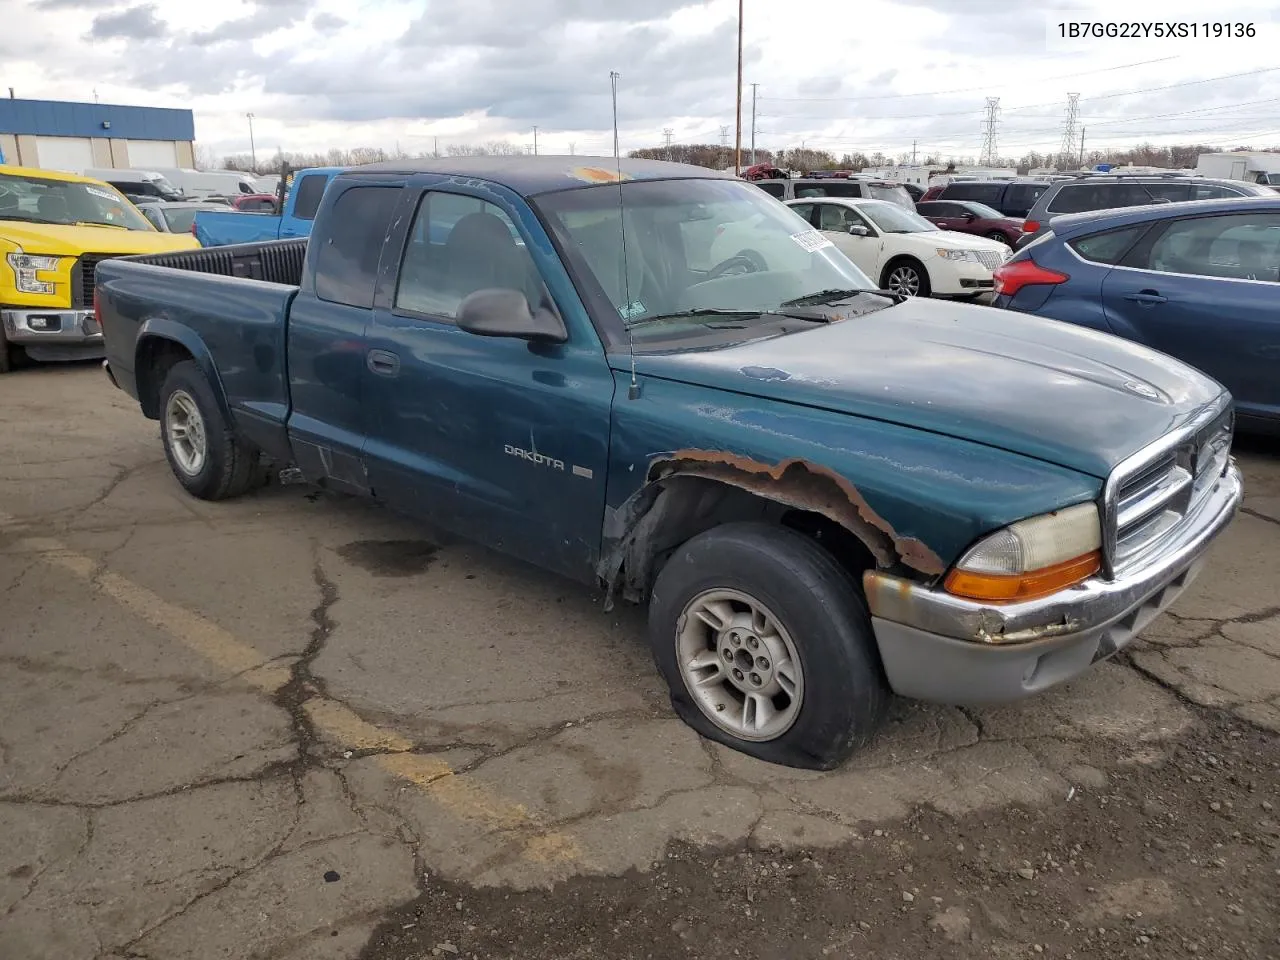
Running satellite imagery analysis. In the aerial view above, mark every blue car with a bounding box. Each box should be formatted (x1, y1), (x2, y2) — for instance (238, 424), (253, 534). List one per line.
(992, 196), (1280, 430)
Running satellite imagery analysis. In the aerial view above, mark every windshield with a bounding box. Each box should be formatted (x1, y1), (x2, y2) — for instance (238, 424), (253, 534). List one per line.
(858, 202), (938, 234)
(864, 183), (914, 208)
(963, 202), (1004, 219)
(151, 176), (183, 200)
(533, 178), (881, 339)
(0, 172), (155, 231)
(161, 207), (202, 233)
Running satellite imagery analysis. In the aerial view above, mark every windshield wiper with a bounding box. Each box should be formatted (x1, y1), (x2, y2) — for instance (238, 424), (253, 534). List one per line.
(75, 220), (127, 229)
(780, 287), (904, 307)
(629, 307), (840, 330)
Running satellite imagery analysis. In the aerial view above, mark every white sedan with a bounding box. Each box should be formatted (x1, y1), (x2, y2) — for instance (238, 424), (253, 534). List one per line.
(779, 197), (1010, 298)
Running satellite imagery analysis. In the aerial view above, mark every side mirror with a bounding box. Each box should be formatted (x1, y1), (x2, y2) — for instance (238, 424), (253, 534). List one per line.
(456, 289), (568, 344)
(847, 224), (870, 237)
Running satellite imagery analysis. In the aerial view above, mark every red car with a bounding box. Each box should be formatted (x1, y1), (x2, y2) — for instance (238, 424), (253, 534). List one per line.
(914, 199), (1025, 246)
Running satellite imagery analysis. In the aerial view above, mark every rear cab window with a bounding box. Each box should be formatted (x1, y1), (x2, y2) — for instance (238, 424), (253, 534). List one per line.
(290, 175), (329, 221)
(755, 181), (785, 198)
(313, 185), (402, 308)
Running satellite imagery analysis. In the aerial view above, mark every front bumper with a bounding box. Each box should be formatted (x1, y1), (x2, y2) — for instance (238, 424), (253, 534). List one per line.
(929, 258), (999, 295)
(864, 463), (1243, 705)
(2, 307), (102, 344)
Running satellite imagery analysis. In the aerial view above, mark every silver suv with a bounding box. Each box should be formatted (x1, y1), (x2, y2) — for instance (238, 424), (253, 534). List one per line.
(1015, 174), (1274, 249)
(752, 177), (915, 209)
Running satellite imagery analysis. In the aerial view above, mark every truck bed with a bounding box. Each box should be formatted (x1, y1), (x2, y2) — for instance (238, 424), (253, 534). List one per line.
(97, 238), (308, 462)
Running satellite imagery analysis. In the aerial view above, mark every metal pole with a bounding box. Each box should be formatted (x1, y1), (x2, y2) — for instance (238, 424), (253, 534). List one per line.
(1079, 126), (1085, 167)
(246, 113), (257, 171)
(610, 71), (621, 161)
(532, 126), (538, 155)
(750, 83), (758, 165)
(734, 0), (743, 175)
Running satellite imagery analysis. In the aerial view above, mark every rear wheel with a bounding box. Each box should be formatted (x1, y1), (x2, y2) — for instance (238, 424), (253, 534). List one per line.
(985, 230), (1012, 246)
(159, 360), (265, 500)
(648, 522), (891, 770)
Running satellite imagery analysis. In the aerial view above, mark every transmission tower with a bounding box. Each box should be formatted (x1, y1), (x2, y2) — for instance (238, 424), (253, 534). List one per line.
(720, 125), (731, 147)
(978, 97), (1000, 165)
(1058, 93), (1080, 169)
(663, 128), (674, 160)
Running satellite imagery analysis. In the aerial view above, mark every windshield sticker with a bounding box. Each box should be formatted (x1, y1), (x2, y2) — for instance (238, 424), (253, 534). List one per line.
(791, 230), (834, 253)
(618, 300), (646, 319)
(85, 186), (119, 201)
(570, 166), (633, 184)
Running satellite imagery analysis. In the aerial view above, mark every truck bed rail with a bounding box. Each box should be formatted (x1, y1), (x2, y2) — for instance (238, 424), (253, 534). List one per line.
(122, 237), (307, 287)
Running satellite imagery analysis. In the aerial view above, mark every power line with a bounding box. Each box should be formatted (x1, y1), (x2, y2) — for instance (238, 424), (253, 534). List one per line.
(758, 56), (1180, 102)
(979, 98), (1000, 165)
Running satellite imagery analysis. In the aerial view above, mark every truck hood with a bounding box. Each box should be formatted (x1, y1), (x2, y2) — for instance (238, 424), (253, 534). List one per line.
(624, 297), (1226, 479)
(0, 220), (199, 255)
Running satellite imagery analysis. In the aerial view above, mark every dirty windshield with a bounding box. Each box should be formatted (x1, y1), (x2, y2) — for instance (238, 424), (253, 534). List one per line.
(0, 172), (154, 231)
(533, 177), (884, 339)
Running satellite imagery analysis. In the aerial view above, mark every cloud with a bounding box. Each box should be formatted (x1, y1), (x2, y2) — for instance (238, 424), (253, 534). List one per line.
(89, 3), (167, 39)
(311, 11), (346, 33)
(190, 0), (309, 45)
(34, 0), (118, 8)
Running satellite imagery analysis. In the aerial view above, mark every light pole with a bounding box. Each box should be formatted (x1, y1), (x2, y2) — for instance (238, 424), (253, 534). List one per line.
(734, 0), (743, 175)
(246, 113), (257, 172)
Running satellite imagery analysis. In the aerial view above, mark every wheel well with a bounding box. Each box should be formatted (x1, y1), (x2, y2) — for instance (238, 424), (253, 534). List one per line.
(136, 338), (194, 420)
(602, 475), (881, 607)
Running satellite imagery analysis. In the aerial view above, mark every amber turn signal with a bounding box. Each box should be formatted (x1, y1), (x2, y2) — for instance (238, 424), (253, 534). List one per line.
(943, 550), (1102, 603)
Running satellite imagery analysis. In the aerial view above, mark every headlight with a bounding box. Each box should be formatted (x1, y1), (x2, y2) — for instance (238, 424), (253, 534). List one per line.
(935, 248), (978, 262)
(944, 502), (1102, 602)
(6, 252), (61, 295)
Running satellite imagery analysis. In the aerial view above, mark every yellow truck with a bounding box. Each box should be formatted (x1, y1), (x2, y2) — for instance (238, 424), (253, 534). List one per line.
(0, 165), (199, 373)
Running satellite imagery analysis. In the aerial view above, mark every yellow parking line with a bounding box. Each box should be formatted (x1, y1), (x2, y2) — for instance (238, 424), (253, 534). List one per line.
(9, 527), (578, 865)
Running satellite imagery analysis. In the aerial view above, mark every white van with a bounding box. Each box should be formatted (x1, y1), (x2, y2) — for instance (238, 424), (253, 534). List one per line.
(148, 168), (263, 198)
(81, 168), (186, 201)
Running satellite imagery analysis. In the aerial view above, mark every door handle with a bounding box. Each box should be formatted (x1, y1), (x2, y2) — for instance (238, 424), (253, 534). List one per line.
(1125, 290), (1167, 305)
(366, 349), (400, 376)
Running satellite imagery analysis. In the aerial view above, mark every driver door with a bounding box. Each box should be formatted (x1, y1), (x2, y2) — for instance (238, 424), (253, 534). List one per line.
(814, 202), (881, 277)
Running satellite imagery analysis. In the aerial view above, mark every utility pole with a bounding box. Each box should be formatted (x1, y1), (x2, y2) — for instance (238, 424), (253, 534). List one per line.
(662, 128), (674, 160)
(610, 71), (621, 163)
(246, 112), (257, 171)
(1079, 126), (1086, 168)
(734, 0), (743, 175)
(979, 97), (1000, 166)
(569, 142), (575, 156)
(912, 140), (917, 164)
(750, 82), (758, 165)
(433, 136), (439, 158)
(532, 126), (538, 155)
(1059, 92), (1080, 170)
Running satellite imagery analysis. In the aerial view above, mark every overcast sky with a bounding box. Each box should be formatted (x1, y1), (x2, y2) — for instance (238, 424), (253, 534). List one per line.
(4, 0), (1280, 162)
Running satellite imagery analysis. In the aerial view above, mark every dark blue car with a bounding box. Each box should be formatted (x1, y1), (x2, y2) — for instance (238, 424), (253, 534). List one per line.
(992, 196), (1280, 430)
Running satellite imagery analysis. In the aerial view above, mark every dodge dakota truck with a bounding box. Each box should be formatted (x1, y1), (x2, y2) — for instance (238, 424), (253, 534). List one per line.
(97, 157), (1243, 769)
(0, 165), (199, 372)
(193, 167), (342, 247)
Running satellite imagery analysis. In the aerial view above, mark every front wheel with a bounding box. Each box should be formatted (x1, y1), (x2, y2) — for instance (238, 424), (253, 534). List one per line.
(159, 360), (265, 500)
(648, 522), (891, 770)
(882, 259), (931, 298)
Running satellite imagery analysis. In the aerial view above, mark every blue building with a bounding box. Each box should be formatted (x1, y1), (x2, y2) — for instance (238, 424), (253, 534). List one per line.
(0, 96), (196, 172)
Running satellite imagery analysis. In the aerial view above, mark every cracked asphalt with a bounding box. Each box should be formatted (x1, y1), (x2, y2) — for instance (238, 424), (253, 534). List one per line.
(1, 363), (1278, 960)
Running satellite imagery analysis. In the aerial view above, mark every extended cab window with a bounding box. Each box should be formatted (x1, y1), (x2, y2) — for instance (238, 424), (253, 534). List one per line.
(1069, 224), (1147, 264)
(755, 182), (785, 198)
(313, 185), (401, 309)
(394, 192), (541, 320)
(291, 175), (328, 221)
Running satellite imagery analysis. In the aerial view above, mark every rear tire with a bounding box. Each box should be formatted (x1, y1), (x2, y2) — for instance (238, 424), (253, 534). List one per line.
(158, 360), (264, 500)
(985, 230), (1012, 246)
(648, 522), (891, 770)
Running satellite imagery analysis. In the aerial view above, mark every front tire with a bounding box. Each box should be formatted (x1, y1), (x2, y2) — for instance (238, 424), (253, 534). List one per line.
(882, 258), (931, 298)
(648, 522), (891, 770)
(159, 360), (264, 500)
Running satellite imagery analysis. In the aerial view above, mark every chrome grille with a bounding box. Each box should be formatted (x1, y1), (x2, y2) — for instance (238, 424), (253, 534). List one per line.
(1105, 406), (1233, 576)
(70, 254), (119, 308)
(975, 249), (1007, 271)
